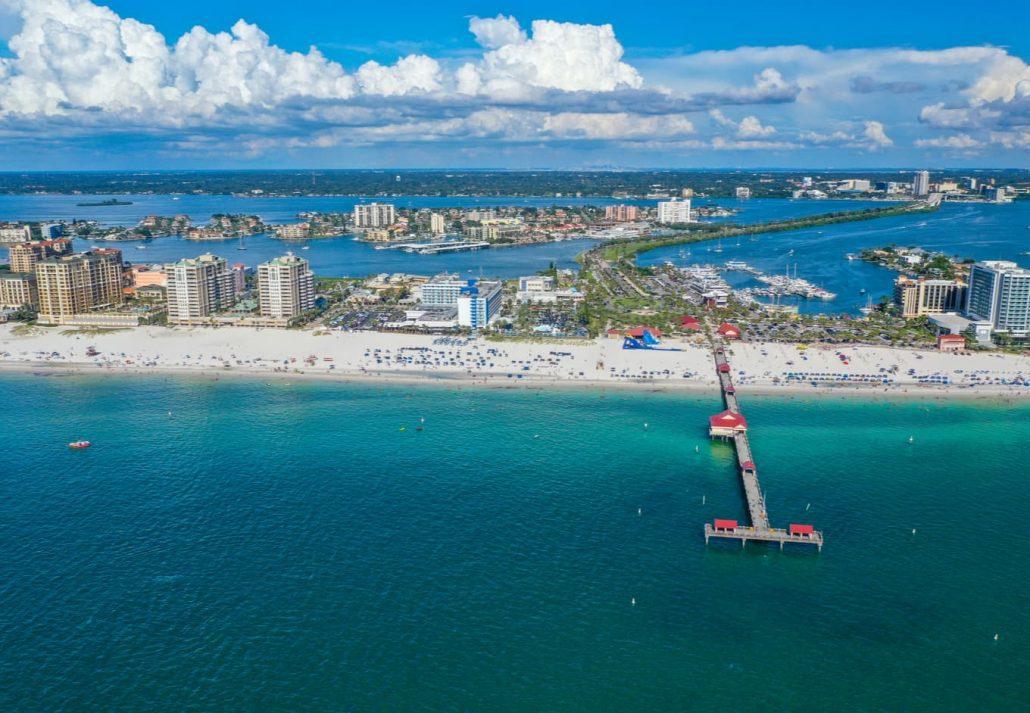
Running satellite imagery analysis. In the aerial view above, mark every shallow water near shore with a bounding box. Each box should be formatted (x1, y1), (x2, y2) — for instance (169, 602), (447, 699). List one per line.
(1, 373), (1028, 711)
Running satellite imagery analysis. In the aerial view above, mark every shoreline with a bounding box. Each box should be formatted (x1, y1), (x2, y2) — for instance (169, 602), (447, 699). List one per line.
(2, 352), (1027, 404)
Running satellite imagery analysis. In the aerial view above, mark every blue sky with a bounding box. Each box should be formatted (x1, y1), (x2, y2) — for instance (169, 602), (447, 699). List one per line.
(0, 0), (1028, 169)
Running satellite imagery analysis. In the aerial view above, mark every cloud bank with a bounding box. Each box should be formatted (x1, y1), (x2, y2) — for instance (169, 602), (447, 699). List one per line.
(0, 0), (1027, 164)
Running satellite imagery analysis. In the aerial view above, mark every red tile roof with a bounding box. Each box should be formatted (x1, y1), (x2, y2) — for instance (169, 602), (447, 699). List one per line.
(625, 326), (663, 338)
(709, 410), (747, 429)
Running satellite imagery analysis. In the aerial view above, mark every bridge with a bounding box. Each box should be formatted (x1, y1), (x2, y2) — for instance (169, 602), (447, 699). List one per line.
(704, 343), (823, 552)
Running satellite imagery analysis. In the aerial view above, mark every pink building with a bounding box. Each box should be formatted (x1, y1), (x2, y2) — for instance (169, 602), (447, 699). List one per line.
(130, 265), (167, 287)
(605, 205), (640, 222)
(232, 263), (247, 292)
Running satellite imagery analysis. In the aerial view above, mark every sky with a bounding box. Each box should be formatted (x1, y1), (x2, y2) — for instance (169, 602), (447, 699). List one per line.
(0, 0), (1028, 170)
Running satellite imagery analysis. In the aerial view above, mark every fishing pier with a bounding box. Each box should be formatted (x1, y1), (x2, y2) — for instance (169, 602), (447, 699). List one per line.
(704, 344), (823, 551)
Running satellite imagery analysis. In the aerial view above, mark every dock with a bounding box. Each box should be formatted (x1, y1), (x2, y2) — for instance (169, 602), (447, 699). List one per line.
(704, 343), (823, 551)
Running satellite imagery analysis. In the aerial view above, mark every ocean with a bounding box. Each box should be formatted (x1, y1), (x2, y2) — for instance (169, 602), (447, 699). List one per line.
(1, 373), (1027, 711)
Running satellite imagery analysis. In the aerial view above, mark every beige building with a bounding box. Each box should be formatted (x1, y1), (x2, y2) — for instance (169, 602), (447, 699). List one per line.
(8, 238), (73, 273)
(165, 254), (237, 324)
(129, 265), (167, 288)
(430, 213), (446, 235)
(274, 222), (311, 239)
(893, 276), (967, 318)
(35, 250), (124, 324)
(0, 271), (38, 309)
(258, 253), (314, 320)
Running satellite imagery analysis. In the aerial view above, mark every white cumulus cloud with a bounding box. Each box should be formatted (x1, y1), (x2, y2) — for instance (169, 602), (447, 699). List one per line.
(456, 17), (642, 97)
(737, 115), (776, 138)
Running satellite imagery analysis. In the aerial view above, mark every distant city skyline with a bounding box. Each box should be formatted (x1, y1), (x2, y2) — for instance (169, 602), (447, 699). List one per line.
(0, 0), (1028, 169)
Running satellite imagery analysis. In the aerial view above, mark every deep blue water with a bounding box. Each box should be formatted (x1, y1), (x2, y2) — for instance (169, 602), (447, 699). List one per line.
(0, 195), (881, 279)
(0, 374), (1028, 711)
(2, 194), (1027, 307)
(639, 200), (1030, 315)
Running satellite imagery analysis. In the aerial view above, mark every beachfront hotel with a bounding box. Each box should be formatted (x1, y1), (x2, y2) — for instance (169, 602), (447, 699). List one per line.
(165, 254), (237, 324)
(893, 276), (967, 318)
(456, 280), (502, 329)
(35, 250), (124, 325)
(0, 271), (37, 310)
(965, 261), (1030, 338)
(257, 253), (315, 319)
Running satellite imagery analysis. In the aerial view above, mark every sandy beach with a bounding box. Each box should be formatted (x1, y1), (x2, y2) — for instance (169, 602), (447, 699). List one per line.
(2, 323), (1028, 398)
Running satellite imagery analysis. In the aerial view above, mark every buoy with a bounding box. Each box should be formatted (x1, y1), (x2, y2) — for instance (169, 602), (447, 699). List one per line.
(644, 422), (649, 429)
(533, 434), (540, 439)
(695, 445), (700, 454)
(912, 528), (916, 534)
(806, 503), (811, 512)
(702, 495), (706, 505)
(637, 508), (642, 516)
(908, 435), (914, 444)
(994, 633), (999, 641)
(420, 417), (425, 424)
(631, 597), (636, 606)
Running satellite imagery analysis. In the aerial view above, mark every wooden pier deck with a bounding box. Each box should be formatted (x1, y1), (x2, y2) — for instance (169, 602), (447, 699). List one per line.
(706, 345), (823, 551)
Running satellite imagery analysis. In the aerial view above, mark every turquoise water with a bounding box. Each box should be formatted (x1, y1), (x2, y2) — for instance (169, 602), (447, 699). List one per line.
(1, 373), (1027, 710)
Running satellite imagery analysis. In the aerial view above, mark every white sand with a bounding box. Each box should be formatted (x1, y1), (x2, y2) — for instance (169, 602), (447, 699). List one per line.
(1, 324), (1028, 398)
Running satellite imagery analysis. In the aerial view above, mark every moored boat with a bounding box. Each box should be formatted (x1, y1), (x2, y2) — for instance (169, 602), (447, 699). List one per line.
(68, 440), (92, 449)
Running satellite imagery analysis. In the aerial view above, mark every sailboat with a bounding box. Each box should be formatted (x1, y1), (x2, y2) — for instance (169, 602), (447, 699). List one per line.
(859, 295), (875, 316)
(713, 239), (723, 254)
(236, 234), (247, 251)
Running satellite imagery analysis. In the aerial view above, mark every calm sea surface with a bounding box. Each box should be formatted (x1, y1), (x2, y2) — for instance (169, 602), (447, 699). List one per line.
(0, 195), (882, 281)
(639, 200), (1030, 315)
(1, 373), (1027, 711)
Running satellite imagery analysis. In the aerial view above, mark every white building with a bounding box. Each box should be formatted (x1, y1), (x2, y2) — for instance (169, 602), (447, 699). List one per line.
(40, 223), (63, 239)
(735, 186), (752, 199)
(354, 203), (396, 228)
(456, 280), (503, 329)
(257, 253), (315, 319)
(420, 276), (469, 306)
(913, 170), (930, 197)
(0, 225), (31, 242)
(430, 213), (446, 235)
(518, 275), (555, 293)
(965, 261), (1030, 337)
(656, 199), (692, 224)
(165, 254), (237, 324)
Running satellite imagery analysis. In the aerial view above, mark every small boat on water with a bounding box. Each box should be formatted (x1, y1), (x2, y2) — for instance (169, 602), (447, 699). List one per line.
(68, 440), (92, 449)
